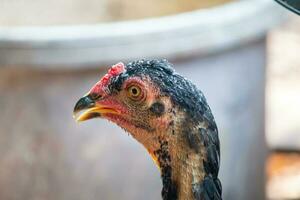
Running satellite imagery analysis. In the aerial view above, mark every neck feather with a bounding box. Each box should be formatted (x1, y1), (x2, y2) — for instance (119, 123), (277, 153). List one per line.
(154, 117), (222, 200)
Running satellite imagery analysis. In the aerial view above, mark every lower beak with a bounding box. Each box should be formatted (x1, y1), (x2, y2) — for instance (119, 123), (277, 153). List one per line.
(73, 95), (118, 122)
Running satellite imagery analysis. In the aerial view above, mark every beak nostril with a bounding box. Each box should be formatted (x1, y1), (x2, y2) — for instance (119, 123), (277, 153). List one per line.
(89, 93), (102, 100)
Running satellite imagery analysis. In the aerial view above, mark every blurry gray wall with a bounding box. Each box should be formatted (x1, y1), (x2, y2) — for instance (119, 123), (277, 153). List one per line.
(0, 40), (266, 200)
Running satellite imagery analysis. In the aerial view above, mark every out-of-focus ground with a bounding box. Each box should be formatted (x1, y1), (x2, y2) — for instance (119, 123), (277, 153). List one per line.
(266, 15), (300, 200)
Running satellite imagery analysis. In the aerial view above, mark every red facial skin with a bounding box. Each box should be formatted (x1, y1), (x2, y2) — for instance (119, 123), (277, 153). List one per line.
(81, 62), (175, 171)
(86, 63), (137, 123)
(85, 63), (172, 143)
(102, 77), (159, 130)
(87, 62), (128, 115)
(92, 77), (150, 127)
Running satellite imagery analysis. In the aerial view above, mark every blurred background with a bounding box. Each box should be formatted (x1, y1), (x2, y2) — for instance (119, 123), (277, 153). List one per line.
(0, 0), (298, 199)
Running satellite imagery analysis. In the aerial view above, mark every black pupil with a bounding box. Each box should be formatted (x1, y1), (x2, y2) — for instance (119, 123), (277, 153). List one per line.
(131, 88), (138, 95)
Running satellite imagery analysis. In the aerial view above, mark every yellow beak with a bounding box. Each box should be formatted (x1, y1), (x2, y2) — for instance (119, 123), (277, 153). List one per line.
(73, 95), (118, 122)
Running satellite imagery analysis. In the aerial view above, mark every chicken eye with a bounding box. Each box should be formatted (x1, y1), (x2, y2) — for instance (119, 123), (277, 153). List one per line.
(127, 85), (143, 100)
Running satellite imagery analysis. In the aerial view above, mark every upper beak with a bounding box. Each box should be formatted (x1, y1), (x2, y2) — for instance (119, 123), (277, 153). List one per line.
(73, 95), (118, 122)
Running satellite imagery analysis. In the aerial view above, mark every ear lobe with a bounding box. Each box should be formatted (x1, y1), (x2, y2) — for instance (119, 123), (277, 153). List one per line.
(150, 102), (165, 116)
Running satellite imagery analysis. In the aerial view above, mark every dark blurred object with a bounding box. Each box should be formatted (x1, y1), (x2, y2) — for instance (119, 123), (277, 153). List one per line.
(274, 0), (300, 15)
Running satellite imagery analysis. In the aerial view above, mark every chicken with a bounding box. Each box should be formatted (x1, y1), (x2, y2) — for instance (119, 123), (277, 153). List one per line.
(73, 59), (221, 200)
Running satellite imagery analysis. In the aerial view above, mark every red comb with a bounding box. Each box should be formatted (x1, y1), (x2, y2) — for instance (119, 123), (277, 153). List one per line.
(89, 62), (125, 94)
(108, 62), (125, 77)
